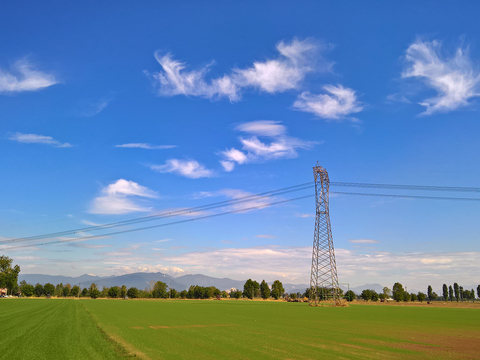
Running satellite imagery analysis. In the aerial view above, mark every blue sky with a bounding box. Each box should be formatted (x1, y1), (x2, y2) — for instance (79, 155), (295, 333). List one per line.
(1, 1), (479, 291)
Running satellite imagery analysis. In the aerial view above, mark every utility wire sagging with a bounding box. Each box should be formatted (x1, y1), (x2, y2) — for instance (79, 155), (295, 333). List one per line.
(2, 181), (480, 250)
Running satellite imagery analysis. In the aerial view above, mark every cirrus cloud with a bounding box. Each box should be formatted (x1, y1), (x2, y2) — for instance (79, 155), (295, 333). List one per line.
(402, 39), (480, 115)
(151, 159), (215, 179)
(219, 120), (316, 172)
(146, 38), (327, 102)
(90, 179), (159, 215)
(0, 58), (58, 93)
(293, 85), (363, 120)
(8, 132), (72, 148)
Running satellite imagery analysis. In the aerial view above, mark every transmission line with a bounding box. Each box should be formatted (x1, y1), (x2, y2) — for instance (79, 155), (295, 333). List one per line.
(3, 194), (314, 250)
(3, 181), (480, 249)
(0, 182), (314, 245)
(330, 192), (480, 201)
(331, 182), (480, 192)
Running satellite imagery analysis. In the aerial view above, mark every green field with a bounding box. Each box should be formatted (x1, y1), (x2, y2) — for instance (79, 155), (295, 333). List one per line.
(1, 299), (479, 359)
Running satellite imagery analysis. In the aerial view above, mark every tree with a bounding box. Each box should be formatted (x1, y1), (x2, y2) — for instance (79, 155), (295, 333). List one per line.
(127, 287), (139, 299)
(221, 290), (228, 298)
(361, 289), (372, 301)
(271, 280), (284, 300)
(120, 285), (127, 299)
(449, 285), (454, 301)
(243, 279), (259, 300)
(392, 282), (405, 302)
(71, 285), (80, 297)
(471, 289), (475, 302)
(34, 283), (44, 297)
(382, 287), (391, 299)
(19, 280), (34, 297)
(417, 292), (426, 303)
(55, 283), (64, 297)
(179, 290), (187, 299)
(62, 286), (70, 297)
(81, 288), (88, 297)
(44, 283), (55, 296)
(431, 292), (438, 301)
(442, 284), (448, 301)
(108, 286), (120, 298)
(477, 285), (480, 300)
(454, 283), (459, 302)
(0, 256), (21, 295)
(89, 283), (100, 299)
(344, 290), (356, 302)
(233, 290), (242, 299)
(152, 281), (168, 298)
(427, 285), (433, 301)
(260, 280), (270, 299)
(459, 286), (464, 301)
(169, 288), (178, 298)
(410, 293), (417, 302)
(402, 291), (410, 302)
(371, 291), (379, 302)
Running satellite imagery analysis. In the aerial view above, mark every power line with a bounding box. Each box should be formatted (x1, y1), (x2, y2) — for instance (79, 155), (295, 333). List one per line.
(330, 191), (480, 201)
(2, 194), (314, 250)
(3, 181), (480, 248)
(330, 182), (480, 192)
(0, 182), (314, 245)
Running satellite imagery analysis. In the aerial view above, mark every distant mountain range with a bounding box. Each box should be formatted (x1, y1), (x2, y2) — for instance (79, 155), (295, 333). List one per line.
(19, 272), (394, 294)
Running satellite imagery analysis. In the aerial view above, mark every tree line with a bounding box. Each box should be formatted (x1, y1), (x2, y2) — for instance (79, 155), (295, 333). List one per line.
(342, 282), (480, 302)
(15, 278), (288, 300)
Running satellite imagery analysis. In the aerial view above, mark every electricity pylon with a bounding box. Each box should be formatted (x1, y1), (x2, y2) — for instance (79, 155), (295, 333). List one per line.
(309, 163), (341, 306)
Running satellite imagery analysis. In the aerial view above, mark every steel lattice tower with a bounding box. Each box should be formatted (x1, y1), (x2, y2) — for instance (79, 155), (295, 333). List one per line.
(309, 163), (341, 306)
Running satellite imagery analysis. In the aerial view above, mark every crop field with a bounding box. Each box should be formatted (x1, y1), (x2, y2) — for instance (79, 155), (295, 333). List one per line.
(1, 299), (479, 359)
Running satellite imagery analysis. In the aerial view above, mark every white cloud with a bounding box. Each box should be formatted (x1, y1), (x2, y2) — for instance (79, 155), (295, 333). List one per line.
(76, 97), (111, 117)
(235, 120), (286, 137)
(90, 179), (159, 215)
(162, 245), (480, 288)
(192, 191), (216, 199)
(148, 38), (324, 101)
(219, 189), (272, 213)
(293, 85), (363, 120)
(150, 159), (214, 179)
(8, 132), (72, 148)
(0, 59), (58, 93)
(115, 143), (176, 150)
(402, 39), (480, 115)
(296, 213), (315, 218)
(219, 120), (315, 171)
(220, 160), (235, 172)
(256, 234), (276, 238)
(348, 239), (380, 244)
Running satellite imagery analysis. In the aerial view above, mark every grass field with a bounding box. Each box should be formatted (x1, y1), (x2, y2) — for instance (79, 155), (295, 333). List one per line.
(1, 299), (479, 359)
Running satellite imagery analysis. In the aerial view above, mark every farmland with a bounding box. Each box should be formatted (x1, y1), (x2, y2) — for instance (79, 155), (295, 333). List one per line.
(1, 298), (479, 359)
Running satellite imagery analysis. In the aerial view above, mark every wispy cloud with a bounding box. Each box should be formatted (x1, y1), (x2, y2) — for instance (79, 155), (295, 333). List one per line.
(348, 239), (380, 244)
(147, 38), (327, 101)
(293, 85), (363, 120)
(256, 234), (276, 239)
(219, 120), (315, 171)
(150, 159), (214, 179)
(76, 97), (112, 117)
(115, 143), (176, 150)
(296, 213), (315, 218)
(163, 245), (480, 288)
(0, 58), (58, 93)
(90, 179), (159, 215)
(8, 132), (72, 148)
(402, 39), (480, 115)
